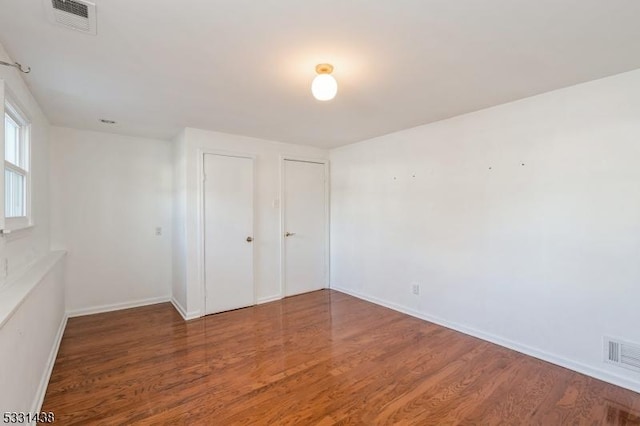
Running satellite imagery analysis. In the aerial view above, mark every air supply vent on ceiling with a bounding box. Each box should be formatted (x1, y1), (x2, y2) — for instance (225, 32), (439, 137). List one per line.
(47, 0), (97, 35)
(605, 337), (640, 373)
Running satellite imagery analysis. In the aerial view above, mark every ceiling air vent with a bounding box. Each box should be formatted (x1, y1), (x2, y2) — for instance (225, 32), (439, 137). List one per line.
(46, 0), (97, 35)
(604, 337), (640, 373)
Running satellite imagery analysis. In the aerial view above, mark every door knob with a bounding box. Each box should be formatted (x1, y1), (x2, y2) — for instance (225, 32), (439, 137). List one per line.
(285, 232), (296, 237)
(246, 236), (253, 242)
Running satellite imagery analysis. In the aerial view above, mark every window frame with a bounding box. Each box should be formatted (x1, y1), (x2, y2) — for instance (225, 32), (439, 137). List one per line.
(2, 87), (32, 232)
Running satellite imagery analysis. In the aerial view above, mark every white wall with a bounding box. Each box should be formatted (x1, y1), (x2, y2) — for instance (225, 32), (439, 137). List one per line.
(173, 128), (328, 317)
(171, 129), (188, 314)
(0, 43), (66, 413)
(0, 253), (65, 413)
(331, 69), (640, 392)
(50, 127), (173, 314)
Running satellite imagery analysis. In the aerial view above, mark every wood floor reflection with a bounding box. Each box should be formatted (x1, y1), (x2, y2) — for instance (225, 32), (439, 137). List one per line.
(604, 401), (640, 425)
(42, 290), (640, 424)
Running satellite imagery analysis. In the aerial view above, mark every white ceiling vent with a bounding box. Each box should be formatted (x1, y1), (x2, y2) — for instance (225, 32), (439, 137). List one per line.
(604, 337), (640, 373)
(46, 0), (97, 35)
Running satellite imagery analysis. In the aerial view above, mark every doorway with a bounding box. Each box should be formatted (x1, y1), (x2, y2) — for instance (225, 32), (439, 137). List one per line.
(282, 158), (329, 297)
(203, 153), (255, 315)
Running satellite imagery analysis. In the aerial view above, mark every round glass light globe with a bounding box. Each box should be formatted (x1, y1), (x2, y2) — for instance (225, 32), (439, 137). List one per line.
(311, 74), (338, 101)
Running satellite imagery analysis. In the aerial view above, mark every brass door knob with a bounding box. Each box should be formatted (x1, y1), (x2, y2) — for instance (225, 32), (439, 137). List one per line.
(246, 236), (254, 242)
(285, 232), (296, 237)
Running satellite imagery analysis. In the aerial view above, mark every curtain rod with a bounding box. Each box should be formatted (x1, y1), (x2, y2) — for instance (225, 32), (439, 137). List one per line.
(0, 60), (31, 73)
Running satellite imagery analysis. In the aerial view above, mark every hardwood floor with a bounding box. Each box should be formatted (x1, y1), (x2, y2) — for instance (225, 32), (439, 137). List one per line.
(43, 290), (639, 425)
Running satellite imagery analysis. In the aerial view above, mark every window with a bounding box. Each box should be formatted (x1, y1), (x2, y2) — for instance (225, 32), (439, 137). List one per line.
(3, 95), (31, 230)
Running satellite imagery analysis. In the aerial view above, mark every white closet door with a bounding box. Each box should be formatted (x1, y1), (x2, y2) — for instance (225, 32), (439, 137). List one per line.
(283, 159), (327, 296)
(204, 154), (254, 314)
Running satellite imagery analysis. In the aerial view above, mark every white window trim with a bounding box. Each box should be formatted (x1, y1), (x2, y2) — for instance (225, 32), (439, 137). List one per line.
(2, 85), (33, 233)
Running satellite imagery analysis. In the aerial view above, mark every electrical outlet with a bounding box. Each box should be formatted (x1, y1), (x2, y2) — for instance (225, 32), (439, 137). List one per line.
(411, 283), (420, 295)
(155, 227), (162, 236)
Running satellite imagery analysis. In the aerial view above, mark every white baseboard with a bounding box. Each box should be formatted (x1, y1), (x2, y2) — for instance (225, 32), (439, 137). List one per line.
(170, 298), (200, 321)
(30, 312), (68, 417)
(257, 295), (282, 305)
(170, 298), (187, 318)
(67, 296), (171, 318)
(331, 285), (640, 394)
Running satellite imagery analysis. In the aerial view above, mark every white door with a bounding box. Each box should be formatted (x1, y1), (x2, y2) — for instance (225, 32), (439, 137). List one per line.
(283, 159), (327, 296)
(204, 154), (254, 314)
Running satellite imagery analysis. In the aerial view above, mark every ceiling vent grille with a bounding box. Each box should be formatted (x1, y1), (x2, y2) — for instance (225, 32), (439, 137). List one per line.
(47, 0), (97, 35)
(605, 337), (640, 373)
(52, 0), (88, 18)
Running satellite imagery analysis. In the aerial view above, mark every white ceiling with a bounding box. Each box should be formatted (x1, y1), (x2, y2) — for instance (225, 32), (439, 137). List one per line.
(1, 1), (640, 148)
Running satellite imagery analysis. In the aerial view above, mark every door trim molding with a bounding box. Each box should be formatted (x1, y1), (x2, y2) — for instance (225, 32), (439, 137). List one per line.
(279, 155), (330, 298)
(198, 149), (257, 317)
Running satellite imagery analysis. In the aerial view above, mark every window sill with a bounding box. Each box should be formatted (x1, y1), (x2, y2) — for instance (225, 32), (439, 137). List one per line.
(0, 251), (66, 329)
(2, 224), (34, 242)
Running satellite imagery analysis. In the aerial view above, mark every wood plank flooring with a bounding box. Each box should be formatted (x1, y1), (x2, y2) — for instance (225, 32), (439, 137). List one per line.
(43, 290), (640, 425)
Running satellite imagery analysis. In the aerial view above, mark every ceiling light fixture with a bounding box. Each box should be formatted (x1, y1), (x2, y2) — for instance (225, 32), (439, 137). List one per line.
(311, 64), (337, 101)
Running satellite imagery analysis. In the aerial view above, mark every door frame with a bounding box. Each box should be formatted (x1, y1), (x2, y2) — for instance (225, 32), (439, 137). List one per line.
(279, 155), (330, 298)
(198, 149), (257, 316)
